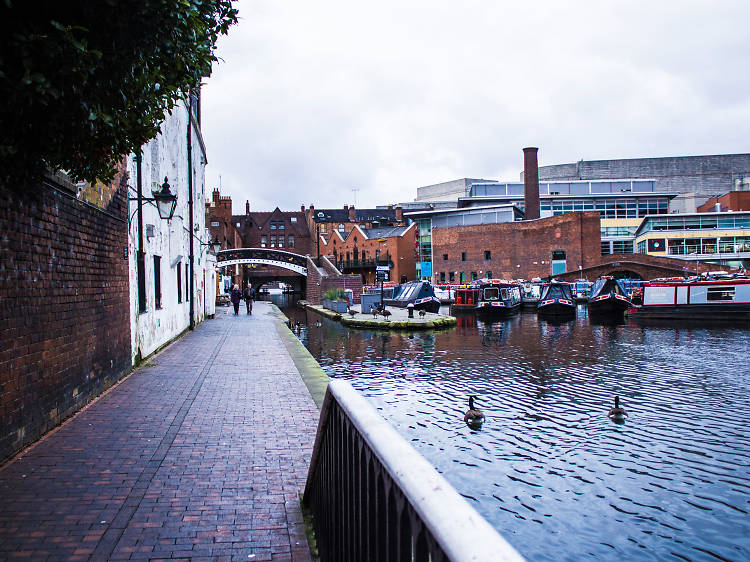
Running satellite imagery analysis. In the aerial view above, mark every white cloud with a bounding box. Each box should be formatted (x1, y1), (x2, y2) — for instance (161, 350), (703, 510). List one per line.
(201, 0), (750, 210)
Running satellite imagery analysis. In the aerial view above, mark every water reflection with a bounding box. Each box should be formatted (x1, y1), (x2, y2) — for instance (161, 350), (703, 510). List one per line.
(282, 297), (750, 561)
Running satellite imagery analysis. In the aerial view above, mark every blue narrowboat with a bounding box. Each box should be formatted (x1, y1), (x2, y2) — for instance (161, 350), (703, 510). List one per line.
(385, 281), (441, 313)
(588, 276), (632, 318)
(475, 280), (522, 316)
(537, 281), (576, 317)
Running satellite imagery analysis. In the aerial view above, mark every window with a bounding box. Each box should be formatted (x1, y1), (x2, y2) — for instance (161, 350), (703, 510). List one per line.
(552, 250), (566, 260)
(460, 272), (466, 283)
(637, 240), (647, 254)
(449, 271), (455, 282)
(270, 221), (277, 230)
(185, 263), (189, 302)
(484, 250), (491, 260)
(471, 271), (478, 281)
(461, 252), (467, 262)
(486, 271), (492, 278)
(137, 254), (146, 313)
(211, 221), (219, 227)
(442, 253), (448, 260)
(707, 287), (735, 301)
(278, 235), (284, 248)
(278, 221), (285, 230)
(601, 241), (612, 255)
(290, 217), (297, 223)
(177, 264), (182, 303)
(236, 222), (240, 228)
(153, 256), (162, 309)
(261, 235), (267, 248)
(288, 235), (295, 248)
(440, 272), (446, 282)
(338, 224), (345, 233)
(270, 234), (276, 247)
(612, 240), (634, 254)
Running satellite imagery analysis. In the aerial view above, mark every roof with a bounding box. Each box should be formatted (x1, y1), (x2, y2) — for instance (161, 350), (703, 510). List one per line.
(313, 208), (398, 223)
(404, 203), (522, 218)
(361, 226), (412, 238)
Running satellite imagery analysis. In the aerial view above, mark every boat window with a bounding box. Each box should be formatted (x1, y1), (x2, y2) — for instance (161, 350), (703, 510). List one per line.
(500, 289), (509, 300)
(484, 288), (499, 300)
(706, 287), (735, 301)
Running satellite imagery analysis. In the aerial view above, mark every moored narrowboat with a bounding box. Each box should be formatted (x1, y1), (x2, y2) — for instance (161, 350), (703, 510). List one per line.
(475, 280), (522, 316)
(588, 276), (632, 318)
(537, 281), (576, 317)
(384, 281), (441, 313)
(627, 273), (750, 322)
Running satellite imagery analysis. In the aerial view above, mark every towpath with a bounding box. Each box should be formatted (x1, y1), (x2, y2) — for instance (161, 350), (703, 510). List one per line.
(0, 302), (324, 561)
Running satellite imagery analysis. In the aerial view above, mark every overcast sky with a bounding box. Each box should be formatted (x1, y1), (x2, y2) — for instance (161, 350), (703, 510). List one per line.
(201, 0), (750, 212)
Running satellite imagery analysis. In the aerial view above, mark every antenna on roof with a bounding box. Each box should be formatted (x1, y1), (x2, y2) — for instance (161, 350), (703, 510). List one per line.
(352, 187), (359, 206)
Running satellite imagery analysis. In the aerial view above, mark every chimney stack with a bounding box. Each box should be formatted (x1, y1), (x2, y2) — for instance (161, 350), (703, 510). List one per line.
(523, 147), (540, 220)
(246, 200), (250, 215)
(348, 205), (356, 222)
(395, 205), (403, 222)
(301, 205), (305, 212)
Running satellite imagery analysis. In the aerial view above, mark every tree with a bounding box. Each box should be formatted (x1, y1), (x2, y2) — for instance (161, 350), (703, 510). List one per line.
(0, 0), (238, 186)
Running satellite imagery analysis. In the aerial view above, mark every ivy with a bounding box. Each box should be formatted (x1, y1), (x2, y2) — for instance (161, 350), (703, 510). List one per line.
(0, 0), (238, 186)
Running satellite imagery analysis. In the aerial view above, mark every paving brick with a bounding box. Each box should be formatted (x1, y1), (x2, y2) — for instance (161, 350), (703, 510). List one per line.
(0, 303), (317, 560)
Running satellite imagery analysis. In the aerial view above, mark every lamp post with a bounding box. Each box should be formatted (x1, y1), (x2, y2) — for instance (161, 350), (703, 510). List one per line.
(130, 171), (178, 313)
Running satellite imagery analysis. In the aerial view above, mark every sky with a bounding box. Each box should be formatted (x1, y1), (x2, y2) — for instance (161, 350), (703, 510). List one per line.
(201, 0), (750, 212)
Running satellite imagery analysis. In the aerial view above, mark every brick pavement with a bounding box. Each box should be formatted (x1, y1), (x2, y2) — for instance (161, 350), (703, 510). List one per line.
(0, 302), (321, 561)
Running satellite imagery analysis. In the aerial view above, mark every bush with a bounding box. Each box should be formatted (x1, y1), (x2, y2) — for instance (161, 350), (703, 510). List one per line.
(324, 288), (347, 301)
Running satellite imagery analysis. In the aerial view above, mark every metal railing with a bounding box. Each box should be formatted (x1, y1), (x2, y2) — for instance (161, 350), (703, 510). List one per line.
(303, 380), (524, 562)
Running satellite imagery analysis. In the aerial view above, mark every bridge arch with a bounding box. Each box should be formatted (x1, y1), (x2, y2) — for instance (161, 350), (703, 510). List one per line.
(216, 248), (308, 275)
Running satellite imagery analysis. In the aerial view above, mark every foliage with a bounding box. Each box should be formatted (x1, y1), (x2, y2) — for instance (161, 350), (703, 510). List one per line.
(0, 0), (238, 186)
(324, 288), (348, 301)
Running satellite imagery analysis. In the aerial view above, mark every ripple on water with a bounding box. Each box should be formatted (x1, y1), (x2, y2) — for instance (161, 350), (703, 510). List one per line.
(286, 304), (750, 561)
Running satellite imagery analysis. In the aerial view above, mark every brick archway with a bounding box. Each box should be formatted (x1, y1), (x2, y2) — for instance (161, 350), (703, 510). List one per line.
(555, 254), (727, 282)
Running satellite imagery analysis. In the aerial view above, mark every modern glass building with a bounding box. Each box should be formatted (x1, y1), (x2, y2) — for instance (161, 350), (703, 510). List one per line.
(460, 179), (675, 256)
(634, 212), (750, 269)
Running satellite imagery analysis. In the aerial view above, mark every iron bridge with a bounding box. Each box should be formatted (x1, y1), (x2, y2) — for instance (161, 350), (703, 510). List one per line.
(216, 248), (308, 276)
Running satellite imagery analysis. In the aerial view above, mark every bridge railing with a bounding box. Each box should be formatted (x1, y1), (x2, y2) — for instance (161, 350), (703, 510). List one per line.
(303, 380), (524, 562)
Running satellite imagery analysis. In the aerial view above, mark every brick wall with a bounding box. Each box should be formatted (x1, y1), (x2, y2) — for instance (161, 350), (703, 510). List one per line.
(432, 212), (601, 282)
(0, 171), (131, 464)
(305, 257), (362, 304)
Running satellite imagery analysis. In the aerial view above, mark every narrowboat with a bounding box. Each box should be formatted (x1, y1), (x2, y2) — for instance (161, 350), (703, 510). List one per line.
(475, 280), (522, 316)
(588, 276), (632, 318)
(571, 279), (593, 303)
(627, 273), (750, 322)
(450, 285), (480, 313)
(384, 281), (441, 313)
(537, 281), (576, 317)
(521, 278), (543, 309)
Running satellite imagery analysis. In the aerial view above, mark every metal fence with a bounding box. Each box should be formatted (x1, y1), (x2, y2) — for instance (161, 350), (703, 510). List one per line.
(303, 380), (524, 562)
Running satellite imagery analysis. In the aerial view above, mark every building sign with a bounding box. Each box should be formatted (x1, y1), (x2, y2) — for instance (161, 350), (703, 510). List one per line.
(648, 238), (666, 252)
(376, 265), (390, 272)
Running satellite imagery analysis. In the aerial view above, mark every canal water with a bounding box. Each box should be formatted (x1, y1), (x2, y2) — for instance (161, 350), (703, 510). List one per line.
(275, 295), (750, 561)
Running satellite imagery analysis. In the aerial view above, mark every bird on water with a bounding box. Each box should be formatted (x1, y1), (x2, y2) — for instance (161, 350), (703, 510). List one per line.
(608, 395), (627, 422)
(464, 395), (485, 428)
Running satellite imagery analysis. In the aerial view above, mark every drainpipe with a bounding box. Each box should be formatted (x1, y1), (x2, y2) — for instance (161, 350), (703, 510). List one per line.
(136, 152), (146, 313)
(187, 98), (195, 330)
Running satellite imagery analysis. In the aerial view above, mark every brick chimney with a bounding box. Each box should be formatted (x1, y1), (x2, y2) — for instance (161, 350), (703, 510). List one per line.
(212, 188), (220, 205)
(348, 205), (356, 221)
(301, 205), (305, 212)
(523, 147), (540, 220)
(395, 205), (403, 222)
(246, 200), (250, 215)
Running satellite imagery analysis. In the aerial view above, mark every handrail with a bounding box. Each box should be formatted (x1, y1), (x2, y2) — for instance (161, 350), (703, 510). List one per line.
(304, 379), (525, 562)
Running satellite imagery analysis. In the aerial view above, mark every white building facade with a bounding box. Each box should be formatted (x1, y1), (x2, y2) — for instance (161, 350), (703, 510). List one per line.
(127, 95), (216, 362)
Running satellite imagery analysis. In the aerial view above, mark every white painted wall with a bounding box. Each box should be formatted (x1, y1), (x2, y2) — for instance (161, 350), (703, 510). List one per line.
(127, 98), (215, 362)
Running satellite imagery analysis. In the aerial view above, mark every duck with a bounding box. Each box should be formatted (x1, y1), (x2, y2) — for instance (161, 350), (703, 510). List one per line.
(381, 309), (392, 321)
(608, 395), (627, 421)
(464, 395), (485, 428)
(418, 309), (426, 318)
(371, 308), (379, 318)
(347, 309), (357, 317)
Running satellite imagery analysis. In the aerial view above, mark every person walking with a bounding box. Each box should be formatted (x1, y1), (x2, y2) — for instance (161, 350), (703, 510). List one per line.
(243, 283), (253, 314)
(230, 284), (242, 315)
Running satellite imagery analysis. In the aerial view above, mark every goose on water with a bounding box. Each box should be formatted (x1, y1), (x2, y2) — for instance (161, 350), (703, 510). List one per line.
(608, 395), (627, 421)
(464, 395), (485, 428)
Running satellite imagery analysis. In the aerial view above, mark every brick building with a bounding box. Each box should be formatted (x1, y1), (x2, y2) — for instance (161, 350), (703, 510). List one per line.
(0, 170), (131, 463)
(429, 212), (601, 283)
(318, 224), (417, 285)
(697, 191), (750, 213)
(306, 204), (406, 255)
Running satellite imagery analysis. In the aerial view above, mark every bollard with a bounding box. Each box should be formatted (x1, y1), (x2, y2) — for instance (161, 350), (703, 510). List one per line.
(407, 303), (414, 318)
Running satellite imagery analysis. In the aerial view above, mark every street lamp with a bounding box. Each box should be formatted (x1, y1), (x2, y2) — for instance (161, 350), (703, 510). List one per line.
(151, 177), (178, 220)
(200, 237), (221, 254)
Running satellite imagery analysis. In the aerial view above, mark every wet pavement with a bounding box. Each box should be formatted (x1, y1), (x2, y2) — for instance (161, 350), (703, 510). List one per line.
(0, 302), (320, 561)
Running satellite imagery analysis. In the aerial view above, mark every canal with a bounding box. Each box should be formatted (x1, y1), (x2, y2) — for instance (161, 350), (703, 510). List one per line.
(275, 296), (750, 561)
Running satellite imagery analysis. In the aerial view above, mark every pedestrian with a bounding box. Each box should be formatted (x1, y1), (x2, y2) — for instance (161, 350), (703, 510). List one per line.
(243, 283), (253, 314)
(230, 284), (242, 315)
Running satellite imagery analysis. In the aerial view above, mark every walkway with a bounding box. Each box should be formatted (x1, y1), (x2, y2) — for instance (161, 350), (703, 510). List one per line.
(0, 302), (322, 561)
